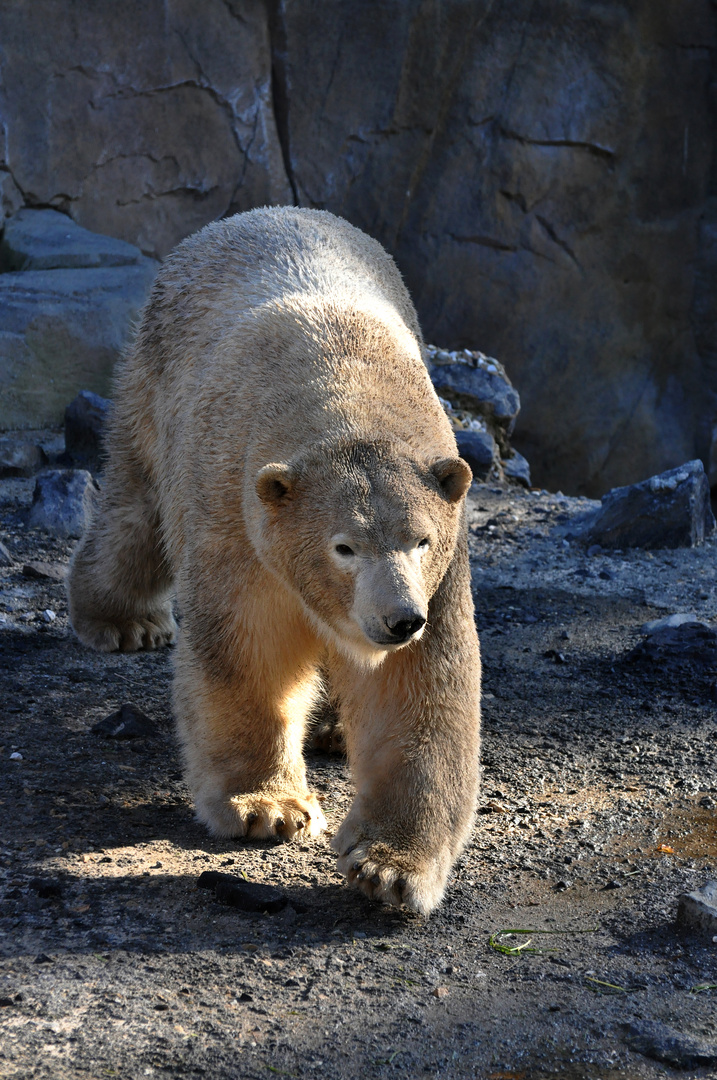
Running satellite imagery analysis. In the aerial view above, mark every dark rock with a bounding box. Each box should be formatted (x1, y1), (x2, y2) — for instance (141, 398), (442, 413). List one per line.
(627, 1021), (717, 1069)
(562, 461), (716, 550)
(502, 451), (531, 488)
(33, 954), (53, 964)
(92, 703), (157, 740)
(22, 560), (66, 582)
(0, 208), (143, 271)
(455, 429), (496, 481)
(197, 870), (288, 914)
(0, 996), (15, 1007)
(28, 877), (62, 899)
(629, 621), (717, 666)
(429, 359), (520, 438)
(0, 436), (46, 478)
(28, 468), (98, 538)
(0, 262), (158, 429)
(64, 390), (112, 468)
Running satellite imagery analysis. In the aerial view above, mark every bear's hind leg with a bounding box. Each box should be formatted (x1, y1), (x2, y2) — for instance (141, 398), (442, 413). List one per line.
(67, 452), (176, 653)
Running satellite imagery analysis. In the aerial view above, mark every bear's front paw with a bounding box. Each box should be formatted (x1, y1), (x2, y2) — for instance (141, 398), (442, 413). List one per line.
(332, 834), (450, 916)
(199, 791), (327, 841)
(73, 611), (177, 652)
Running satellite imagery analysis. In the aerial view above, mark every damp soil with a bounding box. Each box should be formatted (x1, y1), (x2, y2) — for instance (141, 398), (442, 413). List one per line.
(1, 463), (717, 1079)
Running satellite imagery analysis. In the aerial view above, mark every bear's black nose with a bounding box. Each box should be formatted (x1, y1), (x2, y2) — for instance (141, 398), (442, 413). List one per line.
(384, 613), (426, 642)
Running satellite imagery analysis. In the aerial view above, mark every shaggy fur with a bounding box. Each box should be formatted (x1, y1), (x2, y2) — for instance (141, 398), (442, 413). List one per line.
(67, 207), (482, 914)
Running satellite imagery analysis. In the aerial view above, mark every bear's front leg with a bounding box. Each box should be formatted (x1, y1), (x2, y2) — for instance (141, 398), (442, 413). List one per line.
(330, 545), (481, 915)
(173, 585), (327, 842)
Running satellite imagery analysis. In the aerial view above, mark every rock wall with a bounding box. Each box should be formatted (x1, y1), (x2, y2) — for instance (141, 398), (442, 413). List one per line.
(1, 0), (715, 495)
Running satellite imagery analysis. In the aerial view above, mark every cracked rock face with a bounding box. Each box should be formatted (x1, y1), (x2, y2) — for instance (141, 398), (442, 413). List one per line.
(0, 1), (715, 496)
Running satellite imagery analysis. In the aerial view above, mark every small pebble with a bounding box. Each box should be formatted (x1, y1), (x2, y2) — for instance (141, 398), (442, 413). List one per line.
(29, 878), (62, 898)
(41, 609), (56, 623)
(9, 752), (23, 760)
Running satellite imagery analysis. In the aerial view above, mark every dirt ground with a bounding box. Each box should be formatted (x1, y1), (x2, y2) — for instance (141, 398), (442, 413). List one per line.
(1, 450), (716, 1080)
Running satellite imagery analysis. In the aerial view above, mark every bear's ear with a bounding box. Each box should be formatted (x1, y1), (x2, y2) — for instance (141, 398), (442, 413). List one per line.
(256, 463), (295, 506)
(430, 457), (472, 503)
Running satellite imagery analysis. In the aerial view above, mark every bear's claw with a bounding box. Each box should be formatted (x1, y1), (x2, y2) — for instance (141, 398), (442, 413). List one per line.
(333, 833), (449, 915)
(73, 612), (177, 653)
(208, 791), (327, 841)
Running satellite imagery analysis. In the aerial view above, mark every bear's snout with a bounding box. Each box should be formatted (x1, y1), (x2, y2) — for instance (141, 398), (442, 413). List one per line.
(383, 610), (426, 643)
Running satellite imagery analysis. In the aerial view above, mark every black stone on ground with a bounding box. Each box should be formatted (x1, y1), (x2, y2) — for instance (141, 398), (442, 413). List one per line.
(92, 703), (157, 740)
(197, 871), (288, 914)
(627, 1021), (717, 1068)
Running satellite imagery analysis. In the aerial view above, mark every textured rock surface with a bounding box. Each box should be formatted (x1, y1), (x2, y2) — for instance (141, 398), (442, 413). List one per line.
(0, 1), (715, 495)
(0, 263), (157, 429)
(563, 460), (717, 549)
(677, 880), (717, 937)
(28, 469), (98, 538)
(428, 350), (520, 443)
(627, 1021), (717, 1069)
(0, 436), (45, 478)
(455, 429), (496, 481)
(0, 1), (291, 258)
(503, 451), (532, 488)
(0, 209), (142, 271)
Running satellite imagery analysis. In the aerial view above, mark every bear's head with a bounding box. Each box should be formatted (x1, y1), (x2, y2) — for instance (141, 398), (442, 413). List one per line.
(253, 440), (471, 664)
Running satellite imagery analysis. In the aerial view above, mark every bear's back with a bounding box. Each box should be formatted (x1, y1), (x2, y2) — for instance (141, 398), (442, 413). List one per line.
(149, 208), (422, 347)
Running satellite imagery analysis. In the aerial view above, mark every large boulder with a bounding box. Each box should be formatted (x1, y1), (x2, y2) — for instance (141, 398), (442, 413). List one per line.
(428, 349), (521, 447)
(561, 460), (716, 549)
(0, 208), (142, 271)
(0, 261), (157, 429)
(28, 469), (99, 538)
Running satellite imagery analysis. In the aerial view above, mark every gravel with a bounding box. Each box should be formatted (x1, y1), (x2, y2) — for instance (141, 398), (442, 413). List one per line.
(1, 459), (716, 1078)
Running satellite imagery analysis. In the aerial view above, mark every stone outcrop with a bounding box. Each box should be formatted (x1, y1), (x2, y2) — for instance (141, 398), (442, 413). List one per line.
(560, 460), (717, 549)
(0, 1), (715, 495)
(0, 209), (142, 271)
(0, 211), (157, 428)
(426, 345), (529, 485)
(28, 469), (99, 538)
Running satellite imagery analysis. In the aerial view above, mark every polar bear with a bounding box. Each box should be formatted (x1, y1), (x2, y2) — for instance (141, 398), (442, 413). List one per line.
(67, 207), (482, 915)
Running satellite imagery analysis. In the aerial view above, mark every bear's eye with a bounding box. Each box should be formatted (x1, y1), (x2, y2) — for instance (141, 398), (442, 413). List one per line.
(335, 544), (355, 557)
(418, 538), (430, 549)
